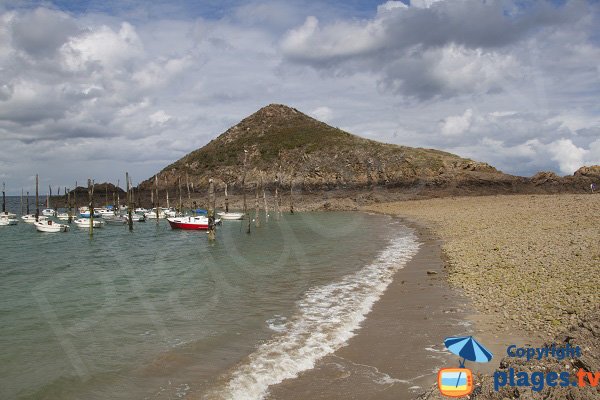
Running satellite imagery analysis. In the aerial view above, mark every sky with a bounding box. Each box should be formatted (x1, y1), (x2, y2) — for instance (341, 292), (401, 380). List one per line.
(1, 0), (599, 194)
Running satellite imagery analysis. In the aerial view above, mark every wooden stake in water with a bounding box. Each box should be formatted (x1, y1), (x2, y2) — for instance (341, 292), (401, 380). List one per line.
(178, 176), (183, 215)
(68, 188), (73, 223)
(74, 181), (78, 215)
(154, 175), (160, 222)
(255, 182), (260, 228)
(126, 172), (133, 231)
(88, 179), (95, 237)
(262, 173), (269, 222)
(186, 172), (191, 205)
(2, 182), (5, 214)
(207, 178), (216, 241)
(224, 183), (229, 213)
(26, 191), (30, 215)
(274, 174), (280, 220)
(242, 150), (250, 234)
(289, 171), (294, 214)
(35, 174), (39, 222)
(116, 179), (121, 215)
(20, 188), (24, 216)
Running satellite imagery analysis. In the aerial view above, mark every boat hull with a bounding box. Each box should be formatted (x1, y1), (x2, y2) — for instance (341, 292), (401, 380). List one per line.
(167, 218), (208, 230)
(21, 215), (47, 224)
(35, 221), (69, 233)
(73, 219), (105, 228)
(218, 212), (245, 220)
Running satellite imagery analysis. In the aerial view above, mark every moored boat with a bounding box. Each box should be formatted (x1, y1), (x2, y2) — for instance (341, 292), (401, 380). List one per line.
(97, 208), (115, 217)
(41, 208), (56, 217)
(0, 215), (18, 226)
(0, 211), (18, 225)
(217, 212), (245, 220)
(103, 215), (128, 225)
(78, 207), (101, 218)
(57, 213), (72, 221)
(73, 218), (105, 228)
(21, 214), (47, 224)
(34, 220), (69, 233)
(167, 216), (221, 230)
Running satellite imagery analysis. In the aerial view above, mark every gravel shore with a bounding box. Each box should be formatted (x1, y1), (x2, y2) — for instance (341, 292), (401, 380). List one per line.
(365, 194), (599, 340)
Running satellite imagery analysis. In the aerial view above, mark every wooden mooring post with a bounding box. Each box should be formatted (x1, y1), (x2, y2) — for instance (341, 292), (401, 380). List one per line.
(155, 175), (160, 222)
(35, 174), (39, 222)
(255, 182), (260, 228)
(262, 173), (269, 222)
(126, 172), (133, 231)
(242, 150), (250, 234)
(88, 179), (95, 237)
(289, 173), (294, 215)
(207, 178), (216, 241)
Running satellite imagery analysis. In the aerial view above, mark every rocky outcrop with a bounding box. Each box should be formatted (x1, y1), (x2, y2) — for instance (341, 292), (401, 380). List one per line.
(574, 165), (600, 179)
(139, 104), (517, 194)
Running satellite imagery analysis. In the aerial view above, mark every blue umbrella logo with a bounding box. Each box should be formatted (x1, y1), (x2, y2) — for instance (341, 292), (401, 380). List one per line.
(444, 336), (493, 389)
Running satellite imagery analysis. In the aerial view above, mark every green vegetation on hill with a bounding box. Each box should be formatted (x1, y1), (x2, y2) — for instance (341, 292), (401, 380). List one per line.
(140, 104), (505, 190)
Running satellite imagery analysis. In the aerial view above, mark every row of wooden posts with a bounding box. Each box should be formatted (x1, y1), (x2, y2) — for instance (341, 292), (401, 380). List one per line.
(17, 160), (295, 239)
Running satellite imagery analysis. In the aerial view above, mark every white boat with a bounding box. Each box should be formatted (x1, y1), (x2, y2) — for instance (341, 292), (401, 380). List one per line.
(129, 213), (146, 222)
(146, 207), (167, 219)
(21, 214), (47, 224)
(134, 207), (148, 214)
(57, 213), (73, 221)
(35, 220), (69, 233)
(0, 215), (18, 226)
(97, 208), (115, 217)
(73, 218), (105, 228)
(217, 212), (245, 220)
(78, 207), (101, 218)
(103, 215), (128, 225)
(42, 208), (56, 217)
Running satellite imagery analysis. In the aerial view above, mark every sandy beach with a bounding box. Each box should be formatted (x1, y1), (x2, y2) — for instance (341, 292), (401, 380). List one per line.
(366, 194), (599, 341)
(268, 220), (475, 399)
(269, 193), (598, 399)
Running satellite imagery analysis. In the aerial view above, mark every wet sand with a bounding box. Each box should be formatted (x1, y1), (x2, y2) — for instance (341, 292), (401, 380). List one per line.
(267, 221), (477, 400)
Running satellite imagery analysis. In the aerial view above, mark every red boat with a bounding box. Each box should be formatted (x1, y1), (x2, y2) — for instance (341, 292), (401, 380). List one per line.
(167, 216), (220, 230)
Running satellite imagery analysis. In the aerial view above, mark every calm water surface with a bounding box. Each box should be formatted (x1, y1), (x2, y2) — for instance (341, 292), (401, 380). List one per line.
(0, 196), (418, 399)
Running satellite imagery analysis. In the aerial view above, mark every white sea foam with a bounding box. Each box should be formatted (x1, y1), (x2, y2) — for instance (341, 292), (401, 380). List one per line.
(211, 229), (420, 400)
(266, 315), (288, 333)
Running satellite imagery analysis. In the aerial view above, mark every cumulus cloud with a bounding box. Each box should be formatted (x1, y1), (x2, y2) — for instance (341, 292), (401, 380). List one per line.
(281, 0), (584, 99)
(440, 109), (473, 136)
(0, 1), (599, 194)
(310, 106), (333, 122)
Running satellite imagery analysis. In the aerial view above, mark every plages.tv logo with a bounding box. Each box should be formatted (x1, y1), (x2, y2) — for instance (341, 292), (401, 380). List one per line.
(438, 336), (493, 397)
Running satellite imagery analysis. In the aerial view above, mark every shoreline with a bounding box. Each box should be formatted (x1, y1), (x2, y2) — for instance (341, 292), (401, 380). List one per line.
(266, 217), (480, 399)
(365, 194), (599, 398)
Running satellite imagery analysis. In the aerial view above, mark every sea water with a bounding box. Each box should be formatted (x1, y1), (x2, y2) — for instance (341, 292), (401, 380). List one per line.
(0, 196), (419, 399)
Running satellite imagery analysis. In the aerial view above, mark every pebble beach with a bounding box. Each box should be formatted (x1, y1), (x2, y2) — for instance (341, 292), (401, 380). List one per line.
(366, 194), (600, 341)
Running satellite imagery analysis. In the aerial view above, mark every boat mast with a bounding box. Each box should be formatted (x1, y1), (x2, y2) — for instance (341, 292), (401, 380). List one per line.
(35, 174), (39, 222)
(26, 191), (30, 215)
(2, 182), (5, 214)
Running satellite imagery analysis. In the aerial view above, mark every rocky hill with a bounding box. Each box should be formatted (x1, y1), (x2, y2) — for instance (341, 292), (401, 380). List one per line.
(139, 104), (520, 194)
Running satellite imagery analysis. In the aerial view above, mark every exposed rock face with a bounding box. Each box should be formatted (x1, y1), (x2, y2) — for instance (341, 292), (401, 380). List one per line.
(574, 165), (600, 179)
(139, 104), (517, 193)
(530, 171), (561, 185)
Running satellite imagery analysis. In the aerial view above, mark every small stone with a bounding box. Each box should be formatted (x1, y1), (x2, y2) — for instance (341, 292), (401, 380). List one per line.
(426, 270), (438, 275)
